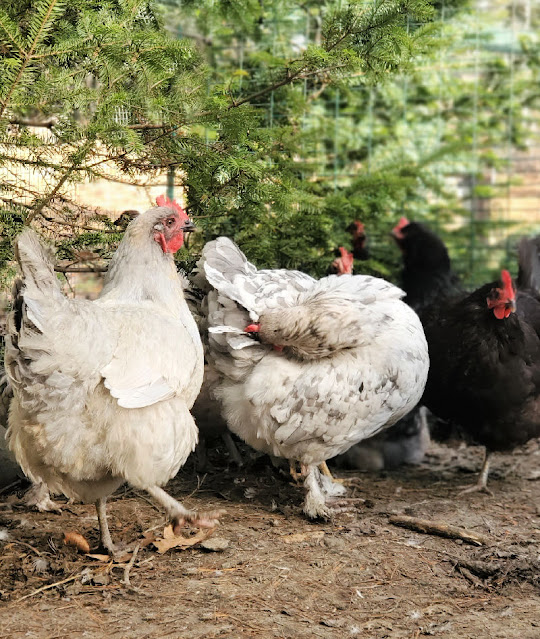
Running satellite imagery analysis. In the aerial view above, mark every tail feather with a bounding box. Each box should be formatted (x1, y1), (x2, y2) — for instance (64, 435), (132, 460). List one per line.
(12, 230), (64, 334)
(15, 230), (61, 297)
(518, 235), (540, 295)
(200, 237), (258, 314)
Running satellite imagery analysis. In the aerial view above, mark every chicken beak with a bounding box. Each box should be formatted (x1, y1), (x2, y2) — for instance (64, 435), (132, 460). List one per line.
(182, 219), (196, 233)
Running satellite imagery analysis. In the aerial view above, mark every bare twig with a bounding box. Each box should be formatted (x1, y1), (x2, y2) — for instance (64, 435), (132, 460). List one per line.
(8, 117), (58, 128)
(26, 170), (77, 225)
(122, 542), (141, 589)
(54, 265), (108, 273)
(40, 213), (122, 233)
(11, 540), (43, 556)
(388, 515), (491, 546)
(458, 566), (487, 589)
(14, 573), (80, 603)
(0, 479), (23, 495)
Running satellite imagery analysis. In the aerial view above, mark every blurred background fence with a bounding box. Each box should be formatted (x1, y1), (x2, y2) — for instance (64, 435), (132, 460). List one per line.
(167, 0), (540, 287)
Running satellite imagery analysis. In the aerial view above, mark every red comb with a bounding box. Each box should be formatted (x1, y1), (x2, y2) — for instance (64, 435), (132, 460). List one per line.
(394, 216), (410, 232)
(338, 247), (354, 274)
(156, 194), (189, 221)
(353, 220), (365, 233)
(500, 269), (515, 299)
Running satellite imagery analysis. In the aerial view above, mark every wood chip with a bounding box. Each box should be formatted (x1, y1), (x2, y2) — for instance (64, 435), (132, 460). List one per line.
(86, 554), (112, 562)
(282, 531), (325, 544)
(200, 537), (229, 552)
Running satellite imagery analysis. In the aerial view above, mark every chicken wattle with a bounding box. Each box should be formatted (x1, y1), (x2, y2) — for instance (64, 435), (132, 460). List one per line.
(197, 237), (430, 519)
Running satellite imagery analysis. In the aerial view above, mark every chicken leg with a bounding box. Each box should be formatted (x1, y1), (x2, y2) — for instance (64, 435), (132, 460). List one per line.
(95, 497), (116, 557)
(146, 485), (224, 534)
(303, 464), (332, 519)
(318, 461), (360, 489)
(458, 449), (493, 496)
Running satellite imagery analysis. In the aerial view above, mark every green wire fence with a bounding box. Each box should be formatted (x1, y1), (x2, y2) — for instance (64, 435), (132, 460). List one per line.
(172, 0), (540, 288)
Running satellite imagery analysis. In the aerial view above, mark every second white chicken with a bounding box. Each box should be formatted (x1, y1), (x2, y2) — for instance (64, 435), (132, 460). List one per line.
(197, 237), (430, 518)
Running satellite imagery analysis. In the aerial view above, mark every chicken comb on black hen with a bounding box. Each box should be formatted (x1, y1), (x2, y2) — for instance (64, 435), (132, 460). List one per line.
(391, 217), (462, 312)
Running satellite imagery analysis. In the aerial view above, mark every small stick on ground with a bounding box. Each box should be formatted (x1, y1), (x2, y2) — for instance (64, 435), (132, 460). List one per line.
(388, 514), (490, 546)
(14, 573), (80, 603)
(122, 542), (141, 589)
(458, 566), (488, 589)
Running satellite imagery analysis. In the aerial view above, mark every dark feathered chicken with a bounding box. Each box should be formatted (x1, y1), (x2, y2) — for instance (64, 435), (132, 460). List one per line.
(391, 217), (462, 312)
(346, 221), (369, 261)
(421, 263), (540, 493)
(327, 221), (368, 275)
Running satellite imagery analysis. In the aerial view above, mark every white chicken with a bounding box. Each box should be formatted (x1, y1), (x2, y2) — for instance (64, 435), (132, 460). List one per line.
(4, 199), (221, 555)
(197, 237), (430, 518)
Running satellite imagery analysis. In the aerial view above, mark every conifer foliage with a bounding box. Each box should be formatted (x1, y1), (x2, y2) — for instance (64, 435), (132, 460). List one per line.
(0, 0), (440, 281)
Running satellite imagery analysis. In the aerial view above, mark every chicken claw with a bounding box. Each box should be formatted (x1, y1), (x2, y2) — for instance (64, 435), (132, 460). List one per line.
(457, 451), (493, 497)
(172, 509), (225, 534)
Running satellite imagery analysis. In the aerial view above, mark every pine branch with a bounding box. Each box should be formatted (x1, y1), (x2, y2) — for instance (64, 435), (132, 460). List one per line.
(7, 118), (171, 130)
(0, 9), (26, 55)
(0, 0), (65, 118)
(26, 142), (94, 224)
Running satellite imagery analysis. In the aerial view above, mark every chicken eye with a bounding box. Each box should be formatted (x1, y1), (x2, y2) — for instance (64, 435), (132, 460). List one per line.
(166, 217), (175, 227)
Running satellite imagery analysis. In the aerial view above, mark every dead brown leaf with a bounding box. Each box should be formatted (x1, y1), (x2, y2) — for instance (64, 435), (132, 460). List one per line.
(153, 525), (216, 554)
(140, 532), (157, 548)
(63, 531), (90, 554)
(86, 553), (112, 562)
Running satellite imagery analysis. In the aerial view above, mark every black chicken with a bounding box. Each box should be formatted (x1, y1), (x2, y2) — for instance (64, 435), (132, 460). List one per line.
(336, 219), (444, 472)
(421, 247), (540, 493)
(391, 216), (462, 312)
(346, 220), (370, 261)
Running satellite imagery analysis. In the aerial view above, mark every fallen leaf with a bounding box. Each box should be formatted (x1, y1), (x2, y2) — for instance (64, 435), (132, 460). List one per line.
(140, 532), (156, 548)
(64, 531), (90, 554)
(153, 525), (216, 554)
(282, 531), (325, 544)
(86, 553), (111, 562)
(86, 552), (131, 563)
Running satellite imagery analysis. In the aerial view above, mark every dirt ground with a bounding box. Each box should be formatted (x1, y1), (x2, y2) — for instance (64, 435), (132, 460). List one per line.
(1, 439), (540, 639)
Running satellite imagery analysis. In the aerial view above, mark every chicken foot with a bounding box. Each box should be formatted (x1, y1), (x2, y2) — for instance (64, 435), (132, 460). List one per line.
(222, 431), (244, 466)
(24, 481), (62, 513)
(458, 450), (494, 496)
(303, 464), (332, 519)
(146, 485), (224, 534)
